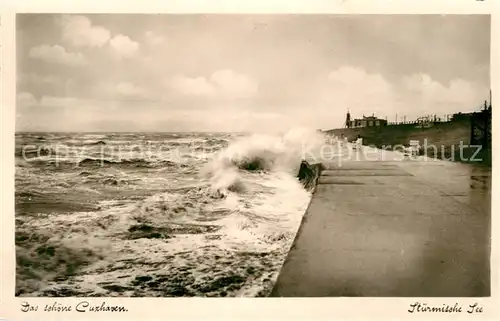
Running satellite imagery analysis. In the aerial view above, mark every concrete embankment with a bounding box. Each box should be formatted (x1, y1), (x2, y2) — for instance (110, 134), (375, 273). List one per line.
(273, 145), (491, 297)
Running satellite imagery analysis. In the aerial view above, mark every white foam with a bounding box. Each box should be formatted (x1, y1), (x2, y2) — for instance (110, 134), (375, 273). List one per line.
(203, 127), (326, 191)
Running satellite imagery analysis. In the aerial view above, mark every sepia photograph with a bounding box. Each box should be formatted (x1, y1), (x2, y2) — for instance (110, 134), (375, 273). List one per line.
(14, 13), (491, 298)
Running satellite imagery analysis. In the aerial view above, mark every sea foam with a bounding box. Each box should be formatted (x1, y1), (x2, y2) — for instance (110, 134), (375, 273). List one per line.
(202, 127), (326, 194)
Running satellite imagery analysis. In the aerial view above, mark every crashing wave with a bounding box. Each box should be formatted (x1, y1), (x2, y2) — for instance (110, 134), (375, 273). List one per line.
(202, 128), (326, 195)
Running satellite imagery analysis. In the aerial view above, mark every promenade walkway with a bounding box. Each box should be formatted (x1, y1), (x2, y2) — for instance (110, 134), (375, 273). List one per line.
(271, 143), (491, 297)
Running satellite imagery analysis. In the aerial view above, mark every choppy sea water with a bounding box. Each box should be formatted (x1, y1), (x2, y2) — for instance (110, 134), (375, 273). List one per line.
(15, 130), (325, 297)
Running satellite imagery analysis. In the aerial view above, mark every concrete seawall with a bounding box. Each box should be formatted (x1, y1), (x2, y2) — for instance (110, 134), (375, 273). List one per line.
(273, 144), (491, 297)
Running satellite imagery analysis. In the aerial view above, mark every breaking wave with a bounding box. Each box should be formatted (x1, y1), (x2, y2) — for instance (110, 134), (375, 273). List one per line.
(203, 128), (325, 194)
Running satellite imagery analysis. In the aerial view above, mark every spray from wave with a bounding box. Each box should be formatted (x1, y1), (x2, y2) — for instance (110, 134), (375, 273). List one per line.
(202, 128), (326, 195)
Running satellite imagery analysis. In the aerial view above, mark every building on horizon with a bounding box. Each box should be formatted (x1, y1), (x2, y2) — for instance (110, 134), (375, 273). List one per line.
(346, 113), (388, 128)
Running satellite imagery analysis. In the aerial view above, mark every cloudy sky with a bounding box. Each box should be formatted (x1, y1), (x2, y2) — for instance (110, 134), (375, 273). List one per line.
(16, 14), (490, 132)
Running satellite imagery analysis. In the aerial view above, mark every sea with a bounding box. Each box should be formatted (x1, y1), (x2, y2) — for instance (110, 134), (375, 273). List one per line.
(15, 129), (326, 297)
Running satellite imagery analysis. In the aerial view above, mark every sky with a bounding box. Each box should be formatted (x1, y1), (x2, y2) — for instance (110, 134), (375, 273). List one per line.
(16, 14), (491, 132)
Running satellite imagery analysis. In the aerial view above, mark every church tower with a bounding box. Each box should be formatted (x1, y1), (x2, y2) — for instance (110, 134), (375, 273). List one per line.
(345, 110), (351, 128)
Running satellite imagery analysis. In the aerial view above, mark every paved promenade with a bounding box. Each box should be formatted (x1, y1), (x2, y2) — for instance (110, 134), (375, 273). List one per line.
(271, 143), (491, 297)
